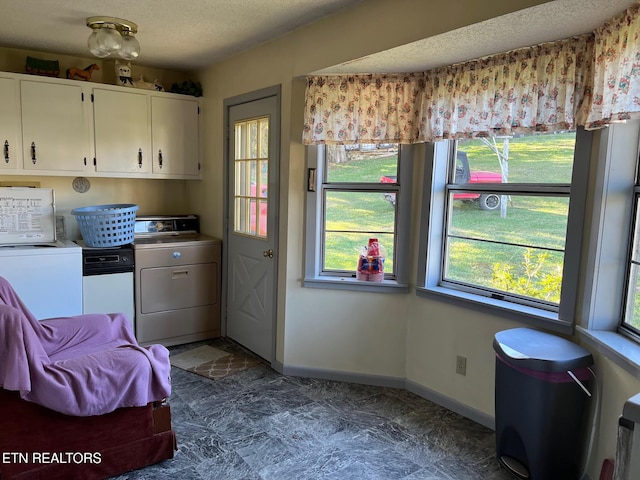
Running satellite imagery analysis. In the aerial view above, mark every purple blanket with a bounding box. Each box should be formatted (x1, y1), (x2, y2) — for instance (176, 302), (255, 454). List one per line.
(0, 276), (171, 416)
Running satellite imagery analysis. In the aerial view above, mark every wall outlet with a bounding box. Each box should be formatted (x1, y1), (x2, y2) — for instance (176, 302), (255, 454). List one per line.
(456, 355), (467, 376)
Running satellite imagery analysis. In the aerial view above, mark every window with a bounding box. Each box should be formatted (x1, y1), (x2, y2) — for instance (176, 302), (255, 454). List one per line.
(574, 120), (640, 376)
(419, 130), (590, 330)
(622, 153), (640, 340)
(304, 144), (413, 292)
(445, 132), (575, 308)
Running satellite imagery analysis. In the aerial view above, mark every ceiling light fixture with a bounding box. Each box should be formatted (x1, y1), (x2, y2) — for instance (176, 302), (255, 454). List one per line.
(86, 16), (140, 60)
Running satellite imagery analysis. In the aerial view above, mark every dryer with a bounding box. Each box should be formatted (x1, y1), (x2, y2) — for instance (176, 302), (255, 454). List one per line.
(133, 215), (221, 346)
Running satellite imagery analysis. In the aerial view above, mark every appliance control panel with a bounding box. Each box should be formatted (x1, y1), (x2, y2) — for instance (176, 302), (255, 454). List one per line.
(81, 245), (135, 276)
(134, 215), (200, 236)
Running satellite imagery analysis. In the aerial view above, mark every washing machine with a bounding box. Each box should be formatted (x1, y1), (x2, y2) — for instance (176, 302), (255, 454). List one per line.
(0, 240), (82, 319)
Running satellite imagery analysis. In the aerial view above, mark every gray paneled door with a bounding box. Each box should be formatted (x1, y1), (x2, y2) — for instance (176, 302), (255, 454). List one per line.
(226, 93), (279, 362)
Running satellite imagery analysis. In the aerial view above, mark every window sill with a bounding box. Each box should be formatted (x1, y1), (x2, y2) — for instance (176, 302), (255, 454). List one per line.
(576, 327), (640, 380)
(416, 285), (573, 334)
(304, 276), (409, 294)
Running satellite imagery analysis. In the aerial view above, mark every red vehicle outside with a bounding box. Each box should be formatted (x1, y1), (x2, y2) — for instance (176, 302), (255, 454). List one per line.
(453, 151), (502, 210)
(249, 183), (268, 237)
(380, 151), (502, 210)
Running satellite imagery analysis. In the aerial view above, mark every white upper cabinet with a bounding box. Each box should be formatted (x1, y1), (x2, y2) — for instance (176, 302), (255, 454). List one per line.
(0, 76), (21, 171)
(151, 96), (200, 177)
(0, 71), (201, 179)
(92, 88), (152, 175)
(20, 80), (89, 173)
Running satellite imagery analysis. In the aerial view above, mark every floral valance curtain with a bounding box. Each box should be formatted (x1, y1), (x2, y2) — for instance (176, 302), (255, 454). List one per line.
(302, 73), (430, 144)
(586, 2), (640, 128)
(302, 2), (640, 145)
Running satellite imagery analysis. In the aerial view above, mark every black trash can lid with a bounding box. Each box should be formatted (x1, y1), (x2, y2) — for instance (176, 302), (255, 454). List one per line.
(493, 327), (593, 372)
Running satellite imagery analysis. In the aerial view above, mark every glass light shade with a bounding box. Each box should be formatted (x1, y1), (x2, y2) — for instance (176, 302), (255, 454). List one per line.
(95, 25), (122, 54)
(87, 30), (110, 58)
(119, 33), (140, 60)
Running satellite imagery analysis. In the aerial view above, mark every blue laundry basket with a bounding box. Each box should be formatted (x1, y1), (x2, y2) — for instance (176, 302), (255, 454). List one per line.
(71, 204), (139, 247)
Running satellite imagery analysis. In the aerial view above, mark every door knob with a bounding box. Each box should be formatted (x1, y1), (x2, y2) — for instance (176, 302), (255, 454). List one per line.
(263, 249), (274, 258)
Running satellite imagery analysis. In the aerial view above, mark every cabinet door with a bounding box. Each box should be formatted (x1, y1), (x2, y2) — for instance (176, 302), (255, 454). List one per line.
(151, 96), (199, 176)
(0, 76), (21, 171)
(21, 80), (88, 173)
(93, 88), (151, 174)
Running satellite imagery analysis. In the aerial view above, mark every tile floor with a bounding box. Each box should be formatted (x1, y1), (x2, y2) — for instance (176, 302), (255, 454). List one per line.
(112, 340), (513, 480)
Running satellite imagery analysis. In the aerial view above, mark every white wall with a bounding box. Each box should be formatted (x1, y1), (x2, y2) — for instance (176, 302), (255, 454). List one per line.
(191, 1), (640, 477)
(192, 0), (555, 373)
(0, 175), (189, 240)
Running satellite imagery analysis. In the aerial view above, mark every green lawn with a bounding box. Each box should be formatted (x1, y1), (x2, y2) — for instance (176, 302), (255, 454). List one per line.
(458, 133), (575, 183)
(324, 163), (397, 273)
(323, 133), (576, 301)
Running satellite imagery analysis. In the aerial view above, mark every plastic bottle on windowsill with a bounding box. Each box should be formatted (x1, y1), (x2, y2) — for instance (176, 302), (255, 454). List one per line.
(368, 238), (380, 257)
(356, 238), (385, 282)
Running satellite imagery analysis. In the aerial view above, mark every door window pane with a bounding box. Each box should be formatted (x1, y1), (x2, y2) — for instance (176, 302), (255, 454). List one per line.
(234, 116), (269, 238)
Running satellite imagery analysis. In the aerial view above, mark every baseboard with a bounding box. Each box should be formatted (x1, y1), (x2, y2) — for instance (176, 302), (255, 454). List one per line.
(278, 363), (495, 430)
(404, 379), (495, 430)
(281, 364), (406, 389)
(271, 359), (284, 375)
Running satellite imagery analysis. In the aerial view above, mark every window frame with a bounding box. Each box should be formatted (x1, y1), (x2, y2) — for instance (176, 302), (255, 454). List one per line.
(441, 139), (572, 312)
(417, 129), (592, 334)
(622, 190), (640, 341)
(575, 121), (640, 377)
(304, 144), (413, 293)
(615, 127), (640, 342)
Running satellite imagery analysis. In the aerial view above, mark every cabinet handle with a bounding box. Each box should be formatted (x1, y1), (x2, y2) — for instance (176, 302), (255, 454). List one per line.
(138, 148), (143, 168)
(30, 142), (37, 164)
(158, 149), (163, 169)
(3, 140), (8, 163)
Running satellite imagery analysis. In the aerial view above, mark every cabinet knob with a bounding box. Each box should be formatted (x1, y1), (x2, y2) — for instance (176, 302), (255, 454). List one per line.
(138, 148), (143, 168)
(172, 251), (181, 259)
(30, 142), (37, 164)
(3, 140), (8, 163)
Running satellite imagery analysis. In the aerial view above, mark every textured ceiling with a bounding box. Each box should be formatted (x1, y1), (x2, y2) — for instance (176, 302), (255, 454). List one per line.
(313, 0), (637, 74)
(0, 0), (363, 72)
(0, 0), (635, 74)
